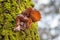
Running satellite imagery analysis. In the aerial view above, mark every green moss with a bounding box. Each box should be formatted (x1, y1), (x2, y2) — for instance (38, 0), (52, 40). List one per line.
(0, 0), (40, 40)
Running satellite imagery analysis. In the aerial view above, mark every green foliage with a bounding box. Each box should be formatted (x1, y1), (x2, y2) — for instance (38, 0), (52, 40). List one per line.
(0, 0), (40, 40)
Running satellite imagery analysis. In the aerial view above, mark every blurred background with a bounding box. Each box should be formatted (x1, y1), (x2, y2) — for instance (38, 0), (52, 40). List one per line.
(32, 0), (60, 40)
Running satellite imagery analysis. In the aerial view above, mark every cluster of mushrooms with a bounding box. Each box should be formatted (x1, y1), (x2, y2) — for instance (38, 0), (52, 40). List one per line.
(14, 7), (41, 31)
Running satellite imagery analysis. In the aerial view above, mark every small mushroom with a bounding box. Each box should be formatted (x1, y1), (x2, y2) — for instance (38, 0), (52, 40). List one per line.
(14, 7), (41, 31)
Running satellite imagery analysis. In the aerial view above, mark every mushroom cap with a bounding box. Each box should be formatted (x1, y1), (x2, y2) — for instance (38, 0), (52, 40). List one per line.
(30, 10), (41, 22)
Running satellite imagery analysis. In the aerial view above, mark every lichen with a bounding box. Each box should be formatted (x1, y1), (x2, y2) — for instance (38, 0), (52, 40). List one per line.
(0, 0), (40, 40)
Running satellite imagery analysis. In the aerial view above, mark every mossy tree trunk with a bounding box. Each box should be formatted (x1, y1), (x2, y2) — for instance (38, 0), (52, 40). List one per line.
(0, 0), (40, 40)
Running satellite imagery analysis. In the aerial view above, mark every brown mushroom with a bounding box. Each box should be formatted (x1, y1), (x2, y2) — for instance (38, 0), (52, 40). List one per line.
(14, 7), (41, 31)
